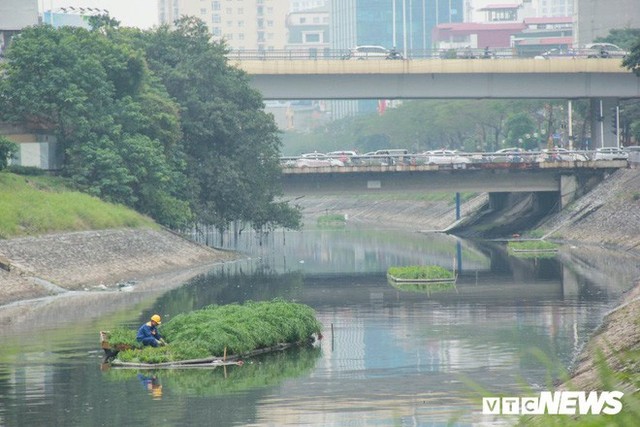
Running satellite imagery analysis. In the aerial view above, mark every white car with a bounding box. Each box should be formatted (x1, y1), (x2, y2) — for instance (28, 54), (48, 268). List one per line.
(594, 147), (628, 161)
(584, 43), (629, 58)
(537, 148), (589, 162)
(327, 150), (358, 165)
(491, 147), (531, 162)
(295, 152), (344, 167)
(423, 150), (471, 165)
(344, 45), (390, 60)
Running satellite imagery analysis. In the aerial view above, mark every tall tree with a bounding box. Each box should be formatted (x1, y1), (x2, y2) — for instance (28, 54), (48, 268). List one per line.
(137, 17), (300, 233)
(0, 24), (191, 228)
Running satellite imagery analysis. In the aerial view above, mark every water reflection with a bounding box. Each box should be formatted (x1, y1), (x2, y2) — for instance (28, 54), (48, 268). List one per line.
(0, 228), (638, 426)
(103, 346), (322, 398)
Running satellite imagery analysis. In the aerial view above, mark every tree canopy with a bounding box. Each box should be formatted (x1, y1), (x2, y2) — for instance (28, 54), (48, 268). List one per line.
(0, 17), (301, 233)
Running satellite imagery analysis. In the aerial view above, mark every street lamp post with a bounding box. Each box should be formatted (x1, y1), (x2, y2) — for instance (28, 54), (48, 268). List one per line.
(392, 0), (397, 48)
(402, 0), (407, 58)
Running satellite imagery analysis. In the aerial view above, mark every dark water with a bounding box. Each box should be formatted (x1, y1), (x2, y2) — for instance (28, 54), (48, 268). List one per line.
(0, 228), (637, 426)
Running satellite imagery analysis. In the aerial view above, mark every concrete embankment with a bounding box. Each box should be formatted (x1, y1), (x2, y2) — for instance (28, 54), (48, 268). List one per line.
(537, 168), (640, 391)
(0, 228), (240, 307)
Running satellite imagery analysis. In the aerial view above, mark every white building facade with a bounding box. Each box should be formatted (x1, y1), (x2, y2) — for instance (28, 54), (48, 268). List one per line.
(157, 0), (289, 51)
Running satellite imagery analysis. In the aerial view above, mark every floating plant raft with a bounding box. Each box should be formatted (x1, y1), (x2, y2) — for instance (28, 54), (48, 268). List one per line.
(387, 265), (457, 284)
(101, 299), (323, 368)
(508, 240), (559, 256)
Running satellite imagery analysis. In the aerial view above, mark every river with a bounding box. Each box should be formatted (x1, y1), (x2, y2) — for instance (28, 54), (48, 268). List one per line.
(0, 227), (637, 426)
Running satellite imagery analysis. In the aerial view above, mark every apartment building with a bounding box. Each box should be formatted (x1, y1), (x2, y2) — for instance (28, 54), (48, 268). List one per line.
(574, 0), (640, 45)
(158, 0), (289, 51)
(467, 0), (572, 22)
(0, 0), (39, 55)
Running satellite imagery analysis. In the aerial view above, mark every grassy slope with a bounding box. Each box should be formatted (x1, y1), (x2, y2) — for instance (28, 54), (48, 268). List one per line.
(0, 172), (157, 239)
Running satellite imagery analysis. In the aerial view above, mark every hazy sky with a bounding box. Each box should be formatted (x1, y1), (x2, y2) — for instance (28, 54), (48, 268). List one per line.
(41, 0), (159, 29)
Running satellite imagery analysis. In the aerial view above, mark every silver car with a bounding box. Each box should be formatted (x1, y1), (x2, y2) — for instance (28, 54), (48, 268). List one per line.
(584, 43), (629, 58)
(594, 147), (628, 161)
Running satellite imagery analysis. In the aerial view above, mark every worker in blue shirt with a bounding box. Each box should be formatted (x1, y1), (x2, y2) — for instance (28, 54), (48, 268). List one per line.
(136, 314), (166, 347)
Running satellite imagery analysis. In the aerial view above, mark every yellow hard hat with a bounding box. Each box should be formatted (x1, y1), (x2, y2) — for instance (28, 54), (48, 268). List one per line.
(151, 385), (163, 399)
(151, 314), (162, 324)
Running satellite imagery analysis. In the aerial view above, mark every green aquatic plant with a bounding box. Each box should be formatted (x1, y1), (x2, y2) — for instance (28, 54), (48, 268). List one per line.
(508, 240), (559, 259)
(508, 240), (559, 251)
(387, 265), (455, 280)
(109, 299), (323, 364)
(317, 213), (346, 226)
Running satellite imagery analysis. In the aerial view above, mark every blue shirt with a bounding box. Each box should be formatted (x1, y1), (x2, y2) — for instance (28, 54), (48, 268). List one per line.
(136, 322), (162, 342)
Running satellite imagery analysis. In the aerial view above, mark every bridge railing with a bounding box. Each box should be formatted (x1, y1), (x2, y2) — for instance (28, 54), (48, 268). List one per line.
(280, 149), (610, 169)
(227, 48), (622, 61)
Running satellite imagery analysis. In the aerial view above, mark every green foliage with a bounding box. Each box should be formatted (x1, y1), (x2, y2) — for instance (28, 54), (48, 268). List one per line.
(137, 17), (301, 232)
(508, 240), (559, 259)
(508, 240), (559, 251)
(0, 19), (298, 232)
(0, 172), (156, 238)
(595, 28), (640, 51)
(505, 112), (537, 149)
(281, 99), (569, 155)
(622, 34), (640, 77)
(105, 327), (141, 348)
(387, 265), (455, 280)
(0, 24), (191, 229)
(0, 137), (18, 170)
(5, 165), (47, 176)
(317, 213), (346, 227)
(112, 299), (323, 364)
(527, 229), (546, 238)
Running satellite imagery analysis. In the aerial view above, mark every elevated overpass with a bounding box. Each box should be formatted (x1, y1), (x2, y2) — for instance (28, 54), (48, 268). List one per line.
(280, 160), (627, 209)
(234, 58), (639, 147)
(234, 58), (638, 100)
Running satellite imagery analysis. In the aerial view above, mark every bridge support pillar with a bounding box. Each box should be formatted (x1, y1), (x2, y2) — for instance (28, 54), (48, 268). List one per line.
(590, 98), (619, 149)
(488, 192), (508, 210)
(560, 174), (578, 209)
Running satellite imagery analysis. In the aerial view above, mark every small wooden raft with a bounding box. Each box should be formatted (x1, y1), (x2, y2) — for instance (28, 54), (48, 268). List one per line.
(101, 331), (309, 369)
(510, 248), (558, 253)
(387, 274), (457, 284)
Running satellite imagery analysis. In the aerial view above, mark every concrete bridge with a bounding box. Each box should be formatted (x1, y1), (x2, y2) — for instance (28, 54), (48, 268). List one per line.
(234, 58), (639, 148)
(280, 160), (627, 209)
(234, 58), (638, 100)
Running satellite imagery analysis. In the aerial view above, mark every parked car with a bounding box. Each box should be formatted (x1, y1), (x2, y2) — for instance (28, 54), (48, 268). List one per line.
(295, 152), (344, 167)
(594, 147), (628, 161)
(584, 43), (629, 58)
(360, 149), (410, 166)
(344, 45), (391, 60)
(534, 48), (579, 60)
(423, 150), (471, 165)
(491, 147), (531, 162)
(327, 150), (358, 165)
(537, 148), (589, 162)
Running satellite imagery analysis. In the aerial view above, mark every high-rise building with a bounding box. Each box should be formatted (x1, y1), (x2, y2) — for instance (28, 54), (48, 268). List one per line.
(330, 0), (464, 119)
(574, 0), (640, 45)
(158, 0), (289, 51)
(0, 0), (39, 55)
(330, 0), (464, 53)
(466, 0), (572, 22)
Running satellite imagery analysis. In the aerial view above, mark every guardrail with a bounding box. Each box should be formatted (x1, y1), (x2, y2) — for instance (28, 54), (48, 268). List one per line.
(280, 150), (627, 168)
(227, 48), (623, 61)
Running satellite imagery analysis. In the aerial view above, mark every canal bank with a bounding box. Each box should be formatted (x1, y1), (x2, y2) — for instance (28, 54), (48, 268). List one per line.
(520, 168), (640, 393)
(0, 228), (240, 306)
